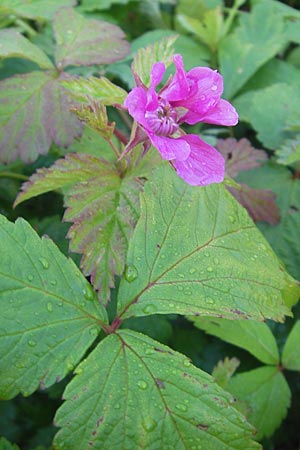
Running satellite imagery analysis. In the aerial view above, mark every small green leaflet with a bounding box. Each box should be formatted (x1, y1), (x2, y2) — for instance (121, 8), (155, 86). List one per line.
(282, 320), (300, 371)
(61, 76), (127, 106)
(54, 330), (260, 450)
(0, 30), (54, 70)
(191, 317), (279, 365)
(227, 366), (291, 440)
(0, 214), (107, 399)
(212, 357), (240, 388)
(0, 437), (20, 450)
(54, 7), (130, 69)
(132, 35), (178, 87)
(117, 165), (298, 322)
(15, 153), (142, 303)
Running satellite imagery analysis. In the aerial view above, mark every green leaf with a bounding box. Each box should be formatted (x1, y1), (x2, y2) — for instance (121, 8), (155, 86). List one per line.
(219, 3), (286, 98)
(0, 437), (20, 450)
(132, 35), (178, 87)
(0, 71), (82, 163)
(0, 30), (54, 69)
(81, 0), (130, 11)
(276, 135), (300, 166)
(227, 366), (291, 439)
(54, 330), (260, 450)
(0, 0), (76, 20)
(282, 320), (300, 371)
(212, 357), (240, 388)
(0, 214), (107, 399)
(192, 317), (279, 365)
(117, 165), (298, 322)
(69, 102), (115, 140)
(15, 154), (142, 303)
(53, 7), (130, 70)
(234, 83), (300, 149)
(60, 76), (127, 105)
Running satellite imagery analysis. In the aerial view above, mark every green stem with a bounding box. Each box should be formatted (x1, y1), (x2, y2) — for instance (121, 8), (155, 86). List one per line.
(0, 172), (28, 181)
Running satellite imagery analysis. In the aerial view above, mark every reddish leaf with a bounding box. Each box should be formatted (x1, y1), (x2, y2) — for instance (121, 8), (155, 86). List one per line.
(216, 138), (268, 177)
(54, 7), (130, 69)
(228, 184), (280, 225)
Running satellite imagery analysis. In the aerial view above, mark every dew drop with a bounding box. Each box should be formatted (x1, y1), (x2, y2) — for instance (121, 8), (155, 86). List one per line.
(39, 257), (49, 269)
(178, 273), (185, 279)
(124, 264), (138, 282)
(228, 215), (235, 224)
(206, 266), (213, 272)
(137, 380), (148, 390)
(145, 348), (154, 355)
(175, 403), (187, 412)
(115, 403), (121, 409)
(50, 280), (57, 286)
(206, 297), (214, 305)
(142, 304), (157, 315)
(89, 327), (98, 336)
(183, 360), (191, 367)
(142, 417), (157, 432)
(213, 257), (219, 265)
(28, 339), (37, 347)
(27, 274), (34, 281)
(67, 362), (74, 371)
(211, 84), (218, 91)
(189, 268), (196, 274)
(47, 302), (53, 312)
(83, 284), (94, 301)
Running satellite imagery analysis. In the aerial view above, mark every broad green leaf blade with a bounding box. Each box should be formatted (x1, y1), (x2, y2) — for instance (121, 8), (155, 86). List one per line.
(0, 437), (20, 450)
(53, 7), (130, 69)
(15, 153), (142, 303)
(219, 3), (286, 99)
(0, 0), (76, 20)
(54, 330), (260, 450)
(0, 72), (82, 163)
(117, 165), (298, 322)
(0, 30), (54, 69)
(0, 215), (107, 399)
(132, 35), (178, 87)
(60, 76), (127, 106)
(192, 317), (279, 365)
(233, 83), (300, 150)
(282, 320), (300, 371)
(227, 366), (291, 440)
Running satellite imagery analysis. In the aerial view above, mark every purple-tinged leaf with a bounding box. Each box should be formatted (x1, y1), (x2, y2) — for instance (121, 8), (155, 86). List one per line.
(15, 153), (142, 303)
(0, 71), (83, 163)
(53, 7), (130, 70)
(216, 138), (268, 178)
(0, 30), (54, 69)
(228, 184), (280, 225)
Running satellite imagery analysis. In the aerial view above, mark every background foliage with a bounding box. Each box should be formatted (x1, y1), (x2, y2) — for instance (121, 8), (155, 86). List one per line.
(0, 1), (300, 449)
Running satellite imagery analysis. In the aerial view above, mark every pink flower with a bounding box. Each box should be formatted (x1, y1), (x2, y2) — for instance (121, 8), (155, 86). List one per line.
(124, 54), (238, 186)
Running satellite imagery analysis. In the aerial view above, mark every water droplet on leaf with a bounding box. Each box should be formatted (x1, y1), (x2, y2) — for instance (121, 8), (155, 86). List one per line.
(137, 380), (148, 390)
(39, 257), (49, 269)
(175, 403), (187, 412)
(27, 274), (34, 281)
(83, 284), (94, 301)
(124, 264), (138, 282)
(142, 304), (156, 315)
(47, 302), (53, 312)
(142, 417), (157, 432)
(28, 339), (37, 347)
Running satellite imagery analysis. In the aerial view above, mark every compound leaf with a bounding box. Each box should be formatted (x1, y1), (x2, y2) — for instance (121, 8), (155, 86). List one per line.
(192, 317), (279, 365)
(282, 320), (300, 371)
(0, 71), (82, 163)
(54, 329), (260, 450)
(0, 30), (54, 69)
(227, 366), (291, 440)
(0, 214), (107, 399)
(0, 0), (76, 20)
(117, 165), (298, 322)
(54, 7), (130, 69)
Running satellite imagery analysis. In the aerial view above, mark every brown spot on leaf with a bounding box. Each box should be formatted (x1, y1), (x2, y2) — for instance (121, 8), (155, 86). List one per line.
(197, 424), (209, 430)
(155, 378), (165, 389)
(96, 416), (104, 428)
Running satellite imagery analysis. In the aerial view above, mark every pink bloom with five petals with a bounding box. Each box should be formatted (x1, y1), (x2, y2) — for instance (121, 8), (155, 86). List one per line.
(124, 54), (238, 186)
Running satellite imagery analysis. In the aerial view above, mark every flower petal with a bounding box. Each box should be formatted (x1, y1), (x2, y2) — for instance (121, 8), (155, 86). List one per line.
(124, 87), (149, 129)
(160, 54), (189, 101)
(199, 99), (239, 126)
(149, 133), (191, 161)
(173, 134), (225, 186)
(150, 62), (166, 89)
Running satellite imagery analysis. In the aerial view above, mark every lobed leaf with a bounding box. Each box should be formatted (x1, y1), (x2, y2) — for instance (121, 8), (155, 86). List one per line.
(117, 165), (298, 322)
(0, 0), (76, 20)
(0, 71), (83, 163)
(0, 30), (54, 69)
(61, 76), (127, 106)
(53, 7), (130, 69)
(0, 214), (107, 399)
(132, 35), (178, 87)
(192, 317), (279, 365)
(212, 357), (240, 388)
(219, 2), (286, 99)
(54, 329), (260, 450)
(282, 320), (300, 371)
(227, 366), (291, 440)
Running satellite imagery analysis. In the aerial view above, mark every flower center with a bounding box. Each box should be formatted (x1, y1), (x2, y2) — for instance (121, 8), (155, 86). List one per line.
(145, 101), (179, 136)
